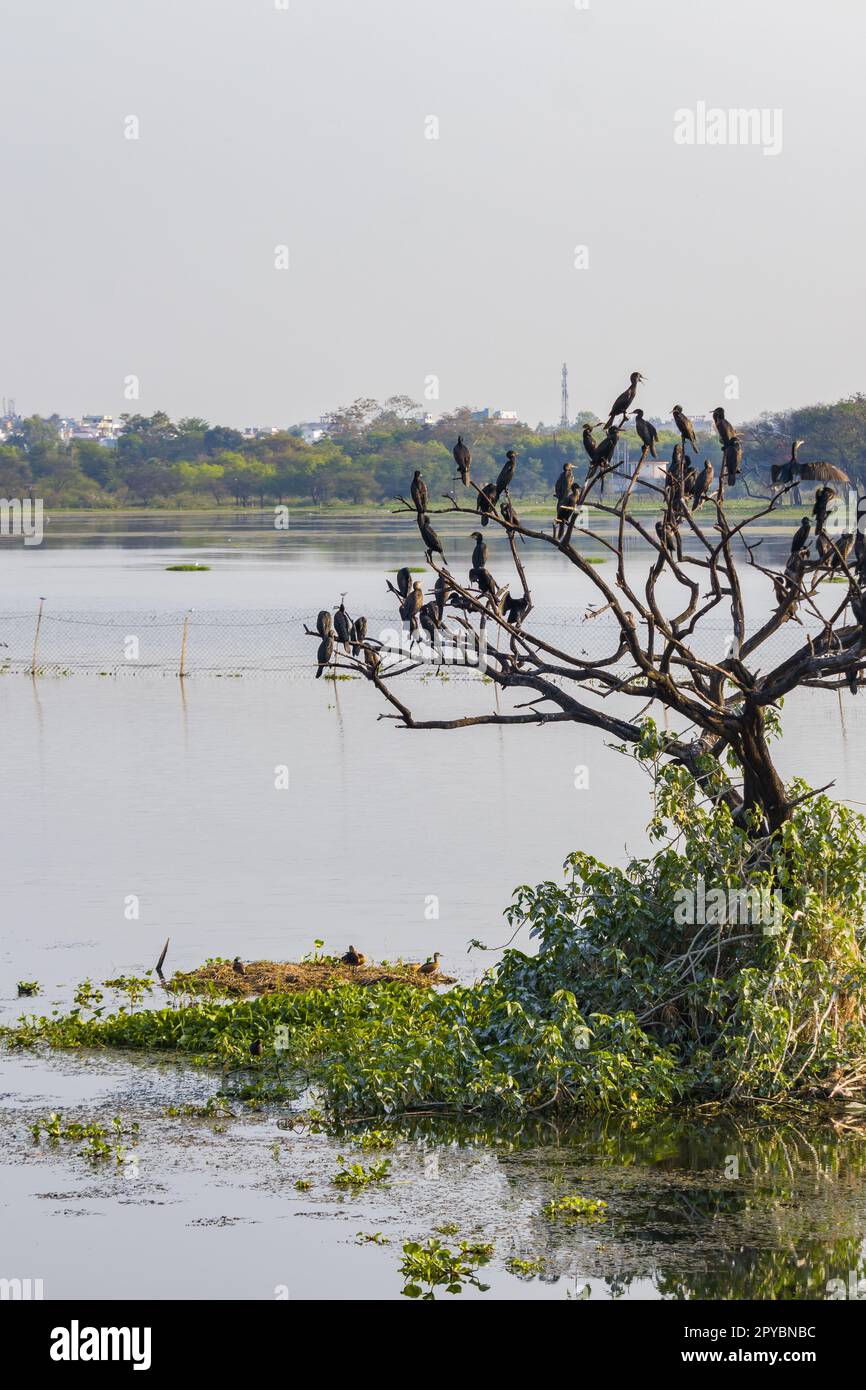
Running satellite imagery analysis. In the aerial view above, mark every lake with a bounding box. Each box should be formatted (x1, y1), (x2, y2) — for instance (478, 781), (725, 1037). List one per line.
(1, 510), (865, 1300)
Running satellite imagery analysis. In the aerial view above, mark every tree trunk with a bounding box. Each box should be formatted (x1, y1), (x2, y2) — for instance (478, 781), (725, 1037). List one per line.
(739, 709), (789, 832)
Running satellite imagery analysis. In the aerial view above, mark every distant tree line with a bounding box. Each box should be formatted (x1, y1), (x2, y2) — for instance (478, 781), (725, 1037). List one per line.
(2, 393), (865, 508)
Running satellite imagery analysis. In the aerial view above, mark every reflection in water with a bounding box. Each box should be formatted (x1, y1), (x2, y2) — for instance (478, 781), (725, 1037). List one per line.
(358, 1110), (866, 1300)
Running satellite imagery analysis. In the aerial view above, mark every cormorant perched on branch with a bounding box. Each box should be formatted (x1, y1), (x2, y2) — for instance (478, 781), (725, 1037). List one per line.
(334, 597), (352, 653)
(350, 615), (367, 656)
(632, 409), (658, 460)
(469, 565), (498, 595)
(400, 580), (424, 630)
(655, 519), (677, 556)
(395, 566), (412, 599)
(555, 481), (579, 541)
(691, 460), (714, 508)
(784, 547), (807, 585)
(712, 406), (737, 446)
(771, 440), (849, 486)
(581, 422), (599, 463)
(453, 436), (471, 487)
(419, 601), (442, 646)
(502, 592), (529, 626)
(417, 511), (447, 563)
(590, 424), (620, 469)
(723, 435), (742, 486)
(829, 532), (854, 572)
(712, 407), (743, 486)
(789, 516), (810, 554)
(583, 425), (621, 499)
(364, 644), (380, 676)
(470, 531), (488, 570)
(554, 461), (574, 501)
(476, 483), (497, 527)
(316, 609), (333, 638)
(433, 573), (450, 619)
(812, 485), (836, 532)
(605, 372), (644, 428)
(410, 469), (428, 512)
(666, 441), (684, 486)
(494, 449), (516, 502)
(315, 632), (333, 678)
(672, 405), (698, 455)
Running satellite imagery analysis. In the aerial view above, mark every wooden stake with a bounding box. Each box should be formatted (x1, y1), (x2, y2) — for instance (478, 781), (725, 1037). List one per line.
(31, 596), (45, 676)
(179, 612), (190, 679)
(155, 938), (170, 978)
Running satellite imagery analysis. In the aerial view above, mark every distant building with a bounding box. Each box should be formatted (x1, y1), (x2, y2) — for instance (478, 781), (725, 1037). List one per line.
(469, 408), (519, 425)
(299, 421), (327, 444)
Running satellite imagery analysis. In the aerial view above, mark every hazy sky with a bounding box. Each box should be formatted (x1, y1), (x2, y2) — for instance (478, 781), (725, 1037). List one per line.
(2, 0), (864, 427)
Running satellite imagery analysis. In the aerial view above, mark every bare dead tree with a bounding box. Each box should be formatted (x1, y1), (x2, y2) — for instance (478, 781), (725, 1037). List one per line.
(312, 427), (866, 836)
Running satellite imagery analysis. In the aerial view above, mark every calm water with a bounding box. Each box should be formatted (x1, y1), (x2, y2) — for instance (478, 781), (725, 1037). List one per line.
(1, 512), (864, 1299)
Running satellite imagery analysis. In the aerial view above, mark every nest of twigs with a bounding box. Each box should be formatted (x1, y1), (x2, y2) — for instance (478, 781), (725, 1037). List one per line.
(169, 958), (455, 997)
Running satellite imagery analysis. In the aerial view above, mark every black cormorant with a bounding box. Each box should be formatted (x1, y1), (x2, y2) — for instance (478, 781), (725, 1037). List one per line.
(671, 405), (698, 455)
(476, 483), (497, 527)
(502, 592), (530, 625)
(772, 440), (849, 486)
(470, 530), (488, 570)
(582, 423), (598, 462)
(655, 520), (677, 555)
(723, 436), (742, 486)
(410, 470), (428, 512)
(315, 633), (334, 678)
(334, 598), (352, 653)
(494, 449), (516, 502)
(554, 461), (574, 501)
(417, 512), (447, 563)
(453, 436), (471, 486)
(691, 460), (714, 508)
(632, 409), (659, 460)
(605, 372), (644, 428)
(395, 567), (412, 599)
(350, 615), (368, 656)
(433, 573), (450, 619)
(316, 610), (333, 638)
(829, 532), (854, 571)
(790, 516), (810, 554)
(812, 485), (836, 532)
(469, 565), (500, 600)
(400, 581), (424, 628)
(712, 407), (737, 446)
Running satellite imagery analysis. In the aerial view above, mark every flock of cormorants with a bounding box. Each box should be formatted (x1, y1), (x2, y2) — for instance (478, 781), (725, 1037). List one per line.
(310, 371), (865, 677)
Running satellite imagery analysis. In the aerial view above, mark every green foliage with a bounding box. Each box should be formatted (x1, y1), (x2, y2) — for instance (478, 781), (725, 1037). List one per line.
(331, 1157), (391, 1188)
(542, 1193), (607, 1220)
(29, 1111), (139, 1166)
(20, 392), (866, 509)
(16, 981), (40, 996)
(506, 1256), (545, 1277)
(399, 1238), (493, 1298)
(353, 1129), (395, 1151)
